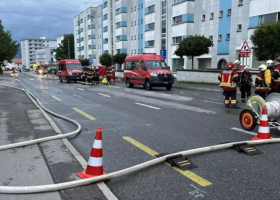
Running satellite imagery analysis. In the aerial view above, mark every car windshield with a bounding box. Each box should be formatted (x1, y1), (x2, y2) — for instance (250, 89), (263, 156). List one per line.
(146, 60), (168, 70)
(67, 64), (82, 70)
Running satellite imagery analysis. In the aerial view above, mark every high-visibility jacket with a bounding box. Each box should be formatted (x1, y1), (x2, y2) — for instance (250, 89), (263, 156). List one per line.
(218, 69), (238, 91)
(87, 71), (93, 79)
(255, 72), (268, 92)
(272, 66), (280, 89)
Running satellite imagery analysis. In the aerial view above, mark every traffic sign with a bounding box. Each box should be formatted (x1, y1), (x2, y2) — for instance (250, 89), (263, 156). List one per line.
(160, 49), (166, 59)
(240, 41), (251, 53)
(89, 59), (93, 65)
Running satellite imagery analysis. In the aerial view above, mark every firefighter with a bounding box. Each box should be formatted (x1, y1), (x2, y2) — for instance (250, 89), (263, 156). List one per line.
(267, 60), (274, 74)
(93, 67), (100, 85)
(233, 60), (241, 72)
(87, 67), (94, 85)
(81, 67), (87, 85)
(239, 66), (252, 103)
(269, 60), (280, 94)
(218, 62), (239, 108)
(255, 64), (268, 99)
(105, 67), (111, 85)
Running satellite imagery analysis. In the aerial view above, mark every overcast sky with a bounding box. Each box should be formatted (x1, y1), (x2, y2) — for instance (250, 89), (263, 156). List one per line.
(0, 0), (102, 43)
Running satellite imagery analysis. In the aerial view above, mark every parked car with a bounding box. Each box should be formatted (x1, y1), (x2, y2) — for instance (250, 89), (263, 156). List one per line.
(124, 53), (174, 90)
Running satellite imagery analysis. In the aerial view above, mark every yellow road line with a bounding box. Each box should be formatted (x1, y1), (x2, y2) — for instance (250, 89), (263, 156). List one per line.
(123, 136), (212, 187)
(52, 96), (62, 101)
(72, 107), (96, 120)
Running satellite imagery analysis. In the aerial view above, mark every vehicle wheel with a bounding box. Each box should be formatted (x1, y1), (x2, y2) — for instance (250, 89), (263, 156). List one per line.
(145, 79), (152, 90)
(166, 84), (172, 91)
(143, 84), (146, 89)
(239, 109), (258, 131)
(74, 80), (77, 83)
(126, 78), (134, 88)
(59, 76), (62, 82)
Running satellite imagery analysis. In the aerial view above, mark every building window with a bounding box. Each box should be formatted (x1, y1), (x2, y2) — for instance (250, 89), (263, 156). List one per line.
(219, 11), (223, 18)
(138, 20), (140, 25)
(209, 36), (213, 41)
(104, 14), (108, 20)
(131, 7), (133, 12)
(259, 13), (278, 24)
(134, 21), (136, 25)
(147, 22), (155, 30)
(134, 6), (136, 11)
(134, 35), (136, 40)
(147, 40), (155, 47)
(138, 5), (140, 10)
(238, 0), (243, 6)
(237, 24), (242, 32)
(173, 0), (188, 4)
(141, 3), (143, 9)
(103, 1), (107, 8)
(141, 34), (143, 39)
(173, 15), (182, 24)
(226, 34), (230, 41)
(218, 35), (222, 41)
(131, 21), (133, 26)
(141, 19), (143, 24)
(172, 36), (183, 44)
(202, 14), (205, 21)
(227, 9), (231, 16)
(146, 5), (155, 14)
(210, 13), (214, 20)
(131, 36), (133, 40)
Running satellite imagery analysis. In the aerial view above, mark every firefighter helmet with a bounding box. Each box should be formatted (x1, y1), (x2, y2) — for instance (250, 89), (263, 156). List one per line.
(244, 66), (250, 71)
(226, 62), (234, 69)
(258, 64), (267, 71)
(266, 60), (274, 66)
(234, 60), (241, 65)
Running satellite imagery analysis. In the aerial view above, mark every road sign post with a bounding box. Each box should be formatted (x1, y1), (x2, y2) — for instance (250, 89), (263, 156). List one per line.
(160, 49), (167, 60)
(240, 41), (251, 67)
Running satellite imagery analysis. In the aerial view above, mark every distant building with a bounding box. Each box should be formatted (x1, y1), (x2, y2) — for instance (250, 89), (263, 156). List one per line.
(21, 37), (56, 68)
(35, 47), (56, 65)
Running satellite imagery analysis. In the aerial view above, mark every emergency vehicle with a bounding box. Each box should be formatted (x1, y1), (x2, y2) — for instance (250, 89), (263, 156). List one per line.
(124, 53), (174, 90)
(56, 60), (83, 83)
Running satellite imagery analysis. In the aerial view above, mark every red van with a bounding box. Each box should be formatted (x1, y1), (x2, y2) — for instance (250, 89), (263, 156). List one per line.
(56, 60), (83, 83)
(124, 54), (174, 90)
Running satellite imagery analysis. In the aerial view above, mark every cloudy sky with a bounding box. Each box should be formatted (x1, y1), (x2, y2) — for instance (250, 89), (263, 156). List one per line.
(0, 0), (102, 43)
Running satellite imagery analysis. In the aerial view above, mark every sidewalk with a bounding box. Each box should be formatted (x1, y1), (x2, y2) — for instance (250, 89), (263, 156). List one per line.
(0, 75), (106, 199)
(173, 82), (222, 92)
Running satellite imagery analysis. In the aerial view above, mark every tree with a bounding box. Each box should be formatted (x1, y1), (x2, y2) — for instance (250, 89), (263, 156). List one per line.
(113, 53), (127, 70)
(79, 59), (89, 66)
(250, 22), (280, 61)
(55, 34), (75, 61)
(99, 53), (113, 69)
(174, 35), (213, 70)
(0, 19), (19, 63)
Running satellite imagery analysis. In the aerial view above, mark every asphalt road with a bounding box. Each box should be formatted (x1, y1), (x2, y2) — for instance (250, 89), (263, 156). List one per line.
(14, 73), (280, 200)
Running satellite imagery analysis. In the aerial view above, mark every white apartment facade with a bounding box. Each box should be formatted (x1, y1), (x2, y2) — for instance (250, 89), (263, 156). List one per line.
(21, 37), (56, 68)
(73, 0), (280, 71)
(35, 47), (56, 65)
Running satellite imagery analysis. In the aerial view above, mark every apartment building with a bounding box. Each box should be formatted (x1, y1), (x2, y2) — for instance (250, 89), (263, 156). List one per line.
(35, 47), (57, 65)
(73, 0), (280, 71)
(21, 37), (56, 67)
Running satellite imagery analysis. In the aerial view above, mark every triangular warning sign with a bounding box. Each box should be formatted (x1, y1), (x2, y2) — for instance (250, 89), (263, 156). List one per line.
(240, 41), (251, 53)
(101, 78), (108, 84)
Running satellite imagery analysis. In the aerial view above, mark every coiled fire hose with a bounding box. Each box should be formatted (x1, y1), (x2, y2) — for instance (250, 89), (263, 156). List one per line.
(0, 82), (280, 194)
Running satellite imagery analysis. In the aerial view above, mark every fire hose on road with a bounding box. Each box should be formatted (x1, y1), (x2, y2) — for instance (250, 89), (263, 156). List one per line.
(1, 82), (280, 194)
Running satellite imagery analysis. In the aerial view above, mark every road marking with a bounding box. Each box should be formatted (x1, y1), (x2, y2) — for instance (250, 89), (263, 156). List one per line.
(180, 97), (193, 100)
(204, 100), (223, 105)
(123, 137), (212, 187)
(160, 94), (171, 97)
(135, 103), (161, 110)
(98, 93), (111, 98)
(42, 90), (48, 94)
(206, 98), (220, 101)
(72, 107), (96, 120)
(30, 79), (34, 80)
(52, 96), (62, 102)
(65, 84), (70, 86)
(108, 86), (120, 89)
(230, 127), (257, 136)
(77, 88), (84, 90)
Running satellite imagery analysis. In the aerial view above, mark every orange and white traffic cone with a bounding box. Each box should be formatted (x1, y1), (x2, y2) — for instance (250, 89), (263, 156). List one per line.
(251, 105), (271, 140)
(117, 77), (120, 81)
(77, 127), (106, 179)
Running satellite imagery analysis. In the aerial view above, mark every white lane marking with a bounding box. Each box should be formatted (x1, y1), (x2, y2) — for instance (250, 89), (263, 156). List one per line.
(204, 100), (224, 105)
(65, 84), (70, 86)
(206, 98), (220, 101)
(30, 79), (34, 80)
(108, 86), (120, 89)
(98, 93), (111, 98)
(77, 88), (84, 90)
(193, 93), (200, 95)
(231, 127), (257, 136)
(135, 103), (161, 110)
(180, 96), (193, 100)
(160, 94), (171, 97)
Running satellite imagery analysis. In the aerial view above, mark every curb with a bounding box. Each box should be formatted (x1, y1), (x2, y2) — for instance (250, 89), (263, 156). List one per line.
(172, 85), (222, 93)
(24, 90), (118, 200)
